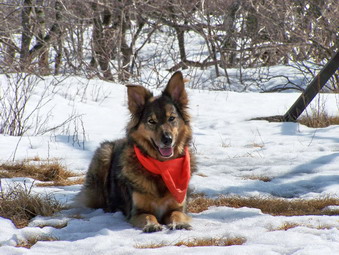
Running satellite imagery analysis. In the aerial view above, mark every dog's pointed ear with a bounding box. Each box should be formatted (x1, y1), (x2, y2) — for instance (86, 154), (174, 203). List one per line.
(126, 85), (152, 114)
(163, 71), (188, 106)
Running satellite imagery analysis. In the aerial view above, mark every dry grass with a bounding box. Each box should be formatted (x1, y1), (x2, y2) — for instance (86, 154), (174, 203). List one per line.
(246, 143), (265, 148)
(0, 182), (64, 228)
(16, 236), (58, 248)
(298, 112), (339, 128)
(275, 222), (301, 231)
(272, 222), (338, 232)
(0, 158), (81, 229)
(136, 237), (246, 249)
(243, 175), (272, 182)
(188, 194), (339, 216)
(33, 221), (68, 229)
(36, 177), (84, 187)
(0, 159), (75, 181)
(195, 172), (208, 177)
(0, 158), (81, 186)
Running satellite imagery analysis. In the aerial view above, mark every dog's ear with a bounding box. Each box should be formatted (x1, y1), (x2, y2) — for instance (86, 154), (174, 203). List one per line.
(126, 85), (152, 114)
(163, 71), (188, 106)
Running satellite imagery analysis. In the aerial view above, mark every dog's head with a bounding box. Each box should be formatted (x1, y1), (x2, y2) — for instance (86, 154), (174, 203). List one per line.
(127, 71), (191, 160)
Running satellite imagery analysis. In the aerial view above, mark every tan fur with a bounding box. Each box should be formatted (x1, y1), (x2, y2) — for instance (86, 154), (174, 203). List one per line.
(129, 192), (190, 231)
(130, 123), (159, 160)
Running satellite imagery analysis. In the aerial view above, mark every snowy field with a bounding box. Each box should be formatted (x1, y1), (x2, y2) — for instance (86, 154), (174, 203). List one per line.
(0, 74), (339, 254)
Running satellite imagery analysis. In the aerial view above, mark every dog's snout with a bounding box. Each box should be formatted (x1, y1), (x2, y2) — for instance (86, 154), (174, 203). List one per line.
(161, 132), (173, 146)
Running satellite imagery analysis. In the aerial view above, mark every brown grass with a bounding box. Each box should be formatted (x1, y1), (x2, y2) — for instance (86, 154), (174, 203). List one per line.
(298, 113), (339, 128)
(16, 236), (58, 248)
(0, 159), (77, 182)
(195, 172), (208, 177)
(188, 194), (339, 216)
(246, 143), (265, 148)
(243, 175), (272, 182)
(0, 182), (64, 228)
(275, 222), (300, 231)
(36, 177), (84, 187)
(0, 158), (82, 187)
(272, 222), (338, 232)
(33, 222), (68, 229)
(135, 237), (246, 249)
(0, 158), (81, 229)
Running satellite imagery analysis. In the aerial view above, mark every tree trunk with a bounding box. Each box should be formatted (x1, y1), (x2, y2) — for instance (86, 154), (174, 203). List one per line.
(174, 26), (187, 68)
(3, 37), (17, 69)
(35, 0), (50, 75)
(207, 14), (219, 77)
(119, 37), (132, 81)
(283, 51), (339, 121)
(28, 1), (62, 62)
(54, 37), (63, 75)
(222, 2), (238, 67)
(118, 12), (134, 81)
(20, 0), (33, 70)
(91, 3), (114, 80)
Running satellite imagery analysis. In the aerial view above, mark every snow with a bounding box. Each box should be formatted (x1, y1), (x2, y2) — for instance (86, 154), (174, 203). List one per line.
(0, 73), (339, 254)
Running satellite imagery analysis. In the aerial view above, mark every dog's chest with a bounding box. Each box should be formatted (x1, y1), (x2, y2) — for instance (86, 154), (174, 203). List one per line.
(132, 191), (182, 220)
(151, 199), (173, 219)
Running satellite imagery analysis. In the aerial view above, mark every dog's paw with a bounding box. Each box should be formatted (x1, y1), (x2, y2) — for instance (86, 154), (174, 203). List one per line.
(143, 223), (163, 233)
(167, 222), (192, 230)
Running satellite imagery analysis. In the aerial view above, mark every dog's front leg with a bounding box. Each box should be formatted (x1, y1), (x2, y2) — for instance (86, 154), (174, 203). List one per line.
(129, 213), (163, 233)
(164, 211), (192, 230)
(130, 192), (163, 232)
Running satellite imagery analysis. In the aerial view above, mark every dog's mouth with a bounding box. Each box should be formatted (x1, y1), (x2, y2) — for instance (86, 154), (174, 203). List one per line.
(158, 147), (173, 158)
(151, 139), (173, 158)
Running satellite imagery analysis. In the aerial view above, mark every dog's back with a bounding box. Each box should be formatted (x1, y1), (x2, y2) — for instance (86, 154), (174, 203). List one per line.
(77, 139), (126, 210)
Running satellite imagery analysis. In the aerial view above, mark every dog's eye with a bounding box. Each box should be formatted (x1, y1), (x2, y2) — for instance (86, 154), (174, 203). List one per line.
(148, 119), (156, 125)
(168, 116), (176, 122)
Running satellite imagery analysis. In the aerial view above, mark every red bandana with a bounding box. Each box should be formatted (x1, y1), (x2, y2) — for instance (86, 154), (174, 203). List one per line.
(133, 145), (191, 203)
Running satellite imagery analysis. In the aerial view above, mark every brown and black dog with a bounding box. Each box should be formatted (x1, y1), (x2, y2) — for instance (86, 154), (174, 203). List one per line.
(77, 71), (196, 232)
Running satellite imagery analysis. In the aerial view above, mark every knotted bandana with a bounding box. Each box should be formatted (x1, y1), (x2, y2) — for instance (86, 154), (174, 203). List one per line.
(133, 145), (191, 203)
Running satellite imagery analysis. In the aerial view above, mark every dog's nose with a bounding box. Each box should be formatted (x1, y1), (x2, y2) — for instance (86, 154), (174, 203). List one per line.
(161, 133), (173, 146)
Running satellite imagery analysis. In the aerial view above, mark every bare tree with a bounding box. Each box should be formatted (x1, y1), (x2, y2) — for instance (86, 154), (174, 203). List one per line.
(0, 0), (337, 89)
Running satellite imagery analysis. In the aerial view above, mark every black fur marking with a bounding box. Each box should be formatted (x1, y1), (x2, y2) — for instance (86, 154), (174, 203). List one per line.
(106, 139), (132, 215)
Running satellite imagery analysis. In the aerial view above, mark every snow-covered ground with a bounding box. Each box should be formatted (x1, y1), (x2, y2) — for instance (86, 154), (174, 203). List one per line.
(0, 74), (339, 254)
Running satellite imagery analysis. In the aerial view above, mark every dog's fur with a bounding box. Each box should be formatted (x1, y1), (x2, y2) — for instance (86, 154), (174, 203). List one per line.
(77, 71), (196, 232)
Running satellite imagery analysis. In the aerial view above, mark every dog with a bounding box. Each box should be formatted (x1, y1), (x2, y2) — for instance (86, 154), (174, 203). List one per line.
(77, 71), (196, 232)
